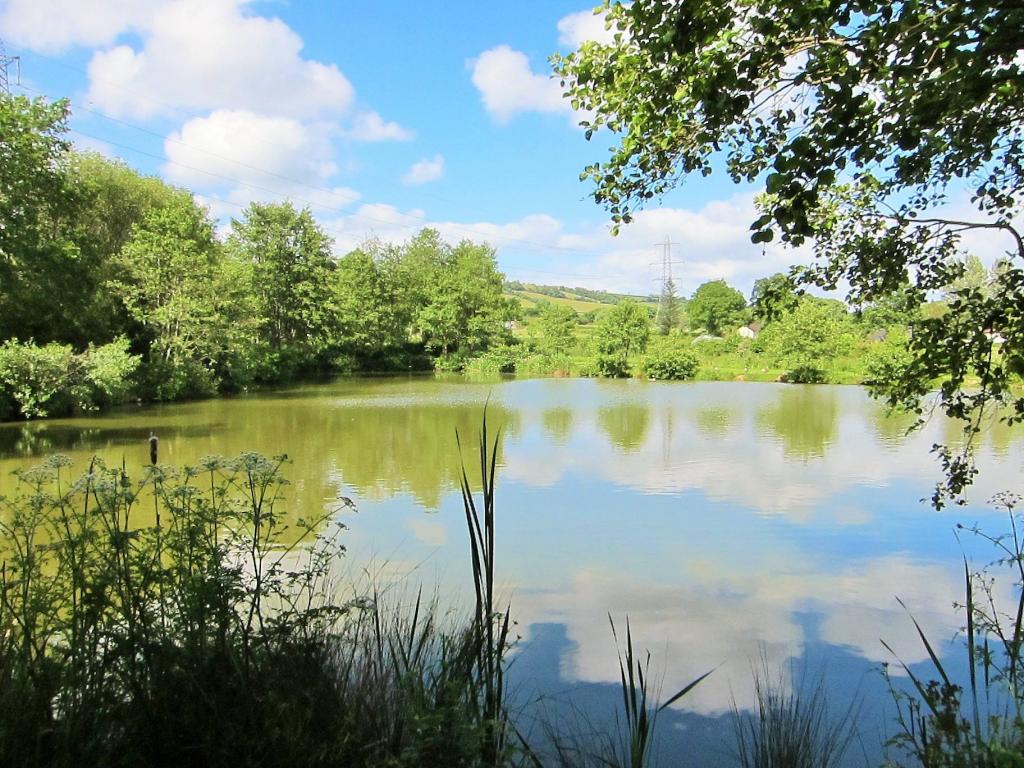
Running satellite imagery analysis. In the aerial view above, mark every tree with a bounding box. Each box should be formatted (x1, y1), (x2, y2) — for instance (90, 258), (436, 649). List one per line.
(335, 246), (408, 359)
(859, 284), (919, 329)
(656, 278), (681, 334)
(229, 202), (338, 368)
(0, 96), (93, 345)
(554, 1), (1024, 502)
(760, 298), (853, 383)
(688, 280), (747, 335)
(532, 303), (578, 356)
(113, 192), (223, 399)
(414, 236), (515, 357)
(944, 254), (991, 300)
(750, 273), (798, 324)
(70, 152), (184, 344)
(592, 299), (651, 376)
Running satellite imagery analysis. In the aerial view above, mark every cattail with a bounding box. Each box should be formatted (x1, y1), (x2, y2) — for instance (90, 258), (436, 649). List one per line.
(149, 433), (158, 466)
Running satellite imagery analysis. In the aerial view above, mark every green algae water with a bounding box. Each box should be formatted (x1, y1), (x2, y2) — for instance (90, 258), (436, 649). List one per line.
(1, 376), (1021, 765)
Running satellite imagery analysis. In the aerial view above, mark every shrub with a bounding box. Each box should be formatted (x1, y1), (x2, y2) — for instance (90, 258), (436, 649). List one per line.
(0, 340), (74, 418)
(433, 351), (469, 372)
(644, 340), (700, 380)
(77, 337), (140, 408)
(759, 298), (854, 383)
(0, 338), (139, 419)
(593, 351), (632, 378)
(517, 352), (572, 376)
(464, 344), (519, 375)
(862, 327), (913, 387)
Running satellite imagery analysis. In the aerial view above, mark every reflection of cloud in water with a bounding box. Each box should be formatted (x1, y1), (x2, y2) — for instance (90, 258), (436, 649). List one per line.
(406, 516), (447, 547)
(502, 383), (1024, 517)
(514, 555), (961, 716)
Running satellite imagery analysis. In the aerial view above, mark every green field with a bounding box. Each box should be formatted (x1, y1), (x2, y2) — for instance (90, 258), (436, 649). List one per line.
(505, 284), (659, 319)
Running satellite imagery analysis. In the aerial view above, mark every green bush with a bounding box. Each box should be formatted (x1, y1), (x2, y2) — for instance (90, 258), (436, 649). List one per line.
(77, 336), (140, 408)
(464, 344), (519, 374)
(781, 364), (827, 384)
(516, 352), (572, 376)
(140, 355), (216, 402)
(758, 298), (854, 384)
(433, 352), (469, 372)
(0, 338), (140, 419)
(0, 340), (74, 418)
(593, 351), (632, 378)
(862, 327), (913, 387)
(644, 341), (700, 380)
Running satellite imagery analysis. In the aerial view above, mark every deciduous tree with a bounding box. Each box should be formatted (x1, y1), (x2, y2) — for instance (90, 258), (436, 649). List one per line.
(688, 280), (748, 335)
(555, 0), (1024, 501)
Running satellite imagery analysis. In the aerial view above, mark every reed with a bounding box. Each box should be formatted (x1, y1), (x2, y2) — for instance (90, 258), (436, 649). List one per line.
(884, 493), (1024, 766)
(608, 616), (712, 768)
(458, 410), (515, 765)
(733, 657), (859, 768)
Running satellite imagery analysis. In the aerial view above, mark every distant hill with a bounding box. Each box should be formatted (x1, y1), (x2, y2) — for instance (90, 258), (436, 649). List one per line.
(504, 281), (659, 318)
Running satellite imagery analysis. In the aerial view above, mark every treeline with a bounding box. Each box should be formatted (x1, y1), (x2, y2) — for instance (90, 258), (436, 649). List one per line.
(1, 94), (965, 420)
(0, 96), (515, 419)
(489, 271), (942, 386)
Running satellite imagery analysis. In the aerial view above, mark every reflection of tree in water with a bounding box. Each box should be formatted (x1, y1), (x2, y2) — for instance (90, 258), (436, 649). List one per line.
(0, 422), (221, 459)
(541, 407), (574, 443)
(328, 402), (519, 509)
(941, 407), (1023, 458)
(869, 401), (919, 443)
(0, 392), (519, 525)
(693, 406), (738, 439)
(597, 403), (651, 454)
(756, 386), (838, 460)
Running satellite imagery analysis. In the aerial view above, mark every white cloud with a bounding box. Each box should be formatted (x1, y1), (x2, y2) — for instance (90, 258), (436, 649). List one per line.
(164, 110), (336, 189)
(0, 0), (153, 52)
(346, 111), (413, 142)
(470, 45), (569, 123)
(556, 7), (619, 48)
(84, 0), (354, 120)
(402, 154), (445, 186)
(162, 109), (360, 216)
(324, 203), (428, 254)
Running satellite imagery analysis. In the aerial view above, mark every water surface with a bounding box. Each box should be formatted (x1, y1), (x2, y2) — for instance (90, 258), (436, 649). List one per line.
(2, 377), (1021, 765)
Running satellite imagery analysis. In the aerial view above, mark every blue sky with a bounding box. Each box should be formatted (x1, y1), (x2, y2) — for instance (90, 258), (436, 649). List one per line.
(0, 1), (871, 294)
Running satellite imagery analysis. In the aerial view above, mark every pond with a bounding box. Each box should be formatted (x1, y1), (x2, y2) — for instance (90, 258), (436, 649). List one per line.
(1, 376), (1021, 765)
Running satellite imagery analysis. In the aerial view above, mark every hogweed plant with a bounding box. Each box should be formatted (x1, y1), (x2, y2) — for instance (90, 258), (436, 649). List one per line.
(0, 452), (351, 767)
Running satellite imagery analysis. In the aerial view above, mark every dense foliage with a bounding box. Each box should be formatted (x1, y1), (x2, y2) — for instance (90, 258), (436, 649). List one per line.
(0, 96), (515, 417)
(759, 298), (854, 383)
(592, 299), (652, 377)
(688, 280), (749, 335)
(0, 338), (139, 419)
(643, 338), (699, 380)
(554, 0), (1024, 502)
